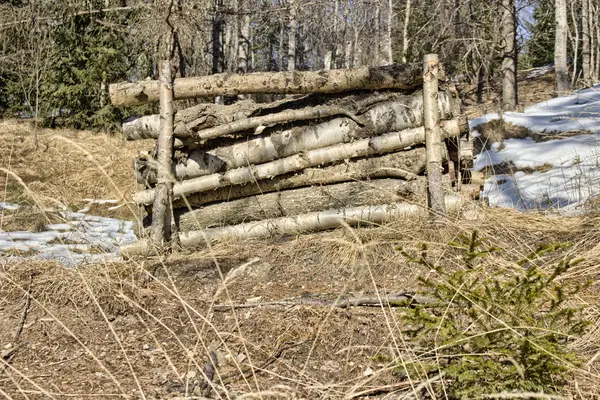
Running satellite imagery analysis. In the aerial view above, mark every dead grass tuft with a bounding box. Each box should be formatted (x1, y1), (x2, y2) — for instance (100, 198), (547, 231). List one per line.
(0, 119), (152, 223)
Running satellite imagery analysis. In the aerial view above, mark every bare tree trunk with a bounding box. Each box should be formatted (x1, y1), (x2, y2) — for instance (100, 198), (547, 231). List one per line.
(423, 54), (446, 220)
(569, 0), (580, 88)
(383, 0), (393, 64)
(237, 0), (250, 75)
(150, 60), (175, 246)
(212, 0), (225, 75)
(375, 0), (382, 66)
(501, 0), (517, 110)
(555, 0), (571, 94)
(583, 0), (592, 85)
(402, 0), (411, 63)
(288, 0), (297, 71)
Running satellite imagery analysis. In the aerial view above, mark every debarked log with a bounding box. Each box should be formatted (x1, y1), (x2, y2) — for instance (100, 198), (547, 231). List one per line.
(132, 119), (464, 205)
(120, 195), (461, 257)
(110, 63), (426, 107)
(176, 178), (424, 231)
(135, 93), (458, 184)
(172, 147), (429, 208)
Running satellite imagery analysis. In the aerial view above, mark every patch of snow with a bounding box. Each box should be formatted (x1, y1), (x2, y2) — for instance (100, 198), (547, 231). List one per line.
(0, 201), (137, 266)
(524, 65), (553, 79)
(82, 199), (119, 205)
(0, 202), (20, 211)
(470, 85), (600, 132)
(473, 85), (600, 212)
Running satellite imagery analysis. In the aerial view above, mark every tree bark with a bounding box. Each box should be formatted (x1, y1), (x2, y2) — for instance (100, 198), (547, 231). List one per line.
(423, 54), (446, 220)
(212, 0), (225, 75)
(149, 60), (175, 245)
(583, 0), (592, 85)
(135, 92), (458, 184)
(501, 0), (517, 110)
(171, 148), (429, 209)
(121, 196), (462, 256)
(237, 0), (250, 74)
(402, 0), (411, 63)
(122, 100), (259, 141)
(555, 0), (571, 95)
(287, 0), (297, 71)
(177, 178), (423, 231)
(109, 63), (425, 106)
(132, 118), (463, 205)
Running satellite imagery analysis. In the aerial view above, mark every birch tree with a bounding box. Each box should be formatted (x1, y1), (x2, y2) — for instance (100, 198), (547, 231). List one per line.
(501, 0), (517, 110)
(555, 0), (570, 94)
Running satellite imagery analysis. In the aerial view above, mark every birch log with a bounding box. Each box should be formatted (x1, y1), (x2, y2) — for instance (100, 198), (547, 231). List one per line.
(133, 119), (463, 205)
(423, 54), (446, 219)
(122, 100), (259, 141)
(121, 195), (461, 257)
(110, 63), (425, 106)
(177, 178), (422, 231)
(171, 148), (429, 208)
(136, 92), (457, 184)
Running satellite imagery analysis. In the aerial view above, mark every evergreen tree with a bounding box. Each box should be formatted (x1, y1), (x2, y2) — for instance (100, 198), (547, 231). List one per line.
(527, 0), (555, 67)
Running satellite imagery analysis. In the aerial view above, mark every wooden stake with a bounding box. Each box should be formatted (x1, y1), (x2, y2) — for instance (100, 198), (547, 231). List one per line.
(423, 54), (446, 220)
(149, 60), (176, 247)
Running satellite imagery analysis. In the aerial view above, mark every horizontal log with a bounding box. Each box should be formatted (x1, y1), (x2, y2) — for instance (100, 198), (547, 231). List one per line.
(110, 63), (425, 107)
(132, 119), (464, 205)
(122, 101), (260, 141)
(136, 92), (457, 184)
(172, 148), (428, 208)
(121, 195), (461, 257)
(177, 179), (424, 231)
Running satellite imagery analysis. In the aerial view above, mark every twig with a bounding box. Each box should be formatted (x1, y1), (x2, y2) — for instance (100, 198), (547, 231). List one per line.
(345, 382), (412, 399)
(219, 339), (310, 384)
(198, 350), (219, 393)
(189, 106), (364, 140)
(398, 373), (445, 400)
(13, 275), (32, 343)
(213, 293), (434, 312)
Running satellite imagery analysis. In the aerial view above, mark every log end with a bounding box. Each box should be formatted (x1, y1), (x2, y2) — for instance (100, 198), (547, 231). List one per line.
(120, 239), (152, 258)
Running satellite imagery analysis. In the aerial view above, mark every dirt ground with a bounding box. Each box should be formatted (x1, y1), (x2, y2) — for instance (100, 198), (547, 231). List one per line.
(2, 71), (600, 399)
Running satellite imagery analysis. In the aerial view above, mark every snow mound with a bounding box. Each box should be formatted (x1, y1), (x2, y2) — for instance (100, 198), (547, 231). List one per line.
(472, 85), (600, 212)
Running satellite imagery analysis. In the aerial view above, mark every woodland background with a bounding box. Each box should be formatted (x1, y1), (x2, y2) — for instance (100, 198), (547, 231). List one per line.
(0, 0), (581, 129)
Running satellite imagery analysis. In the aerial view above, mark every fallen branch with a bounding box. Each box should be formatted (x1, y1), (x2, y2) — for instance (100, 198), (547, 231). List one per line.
(219, 340), (311, 385)
(211, 293), (435, 312)
(13, 275), (32, 343)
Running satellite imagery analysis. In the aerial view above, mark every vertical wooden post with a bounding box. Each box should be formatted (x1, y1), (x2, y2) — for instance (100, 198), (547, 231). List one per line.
(423, 54), (447, 220)
(150, 60), (175, 247)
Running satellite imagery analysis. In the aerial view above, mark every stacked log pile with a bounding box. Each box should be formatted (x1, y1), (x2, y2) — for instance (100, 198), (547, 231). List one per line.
(112, 63), (472, 255)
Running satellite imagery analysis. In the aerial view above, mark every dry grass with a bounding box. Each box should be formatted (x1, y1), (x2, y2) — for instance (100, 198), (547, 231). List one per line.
(0, 119), (152, 222)
(0, 206), (599, 399)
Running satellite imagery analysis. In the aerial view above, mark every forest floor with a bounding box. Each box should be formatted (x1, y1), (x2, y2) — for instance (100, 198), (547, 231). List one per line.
(1, 69), (600, 399)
